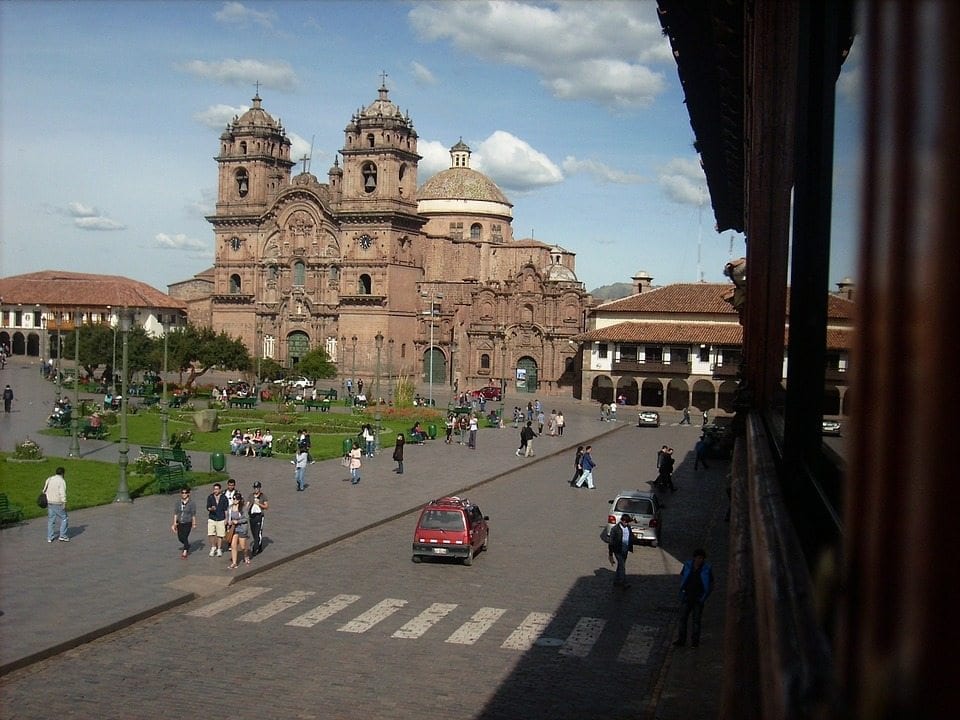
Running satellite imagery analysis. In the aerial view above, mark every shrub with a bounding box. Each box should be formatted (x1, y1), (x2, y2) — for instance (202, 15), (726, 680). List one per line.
(13, 438), (44, 460)
(394, 374), (415, 408)
(133, 452), (162, 475)
(273, 434), (300, 454)
(170, 430), (193, 446)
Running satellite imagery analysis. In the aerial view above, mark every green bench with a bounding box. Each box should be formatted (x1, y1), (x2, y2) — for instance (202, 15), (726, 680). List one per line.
(228, 396), (257, 409)
(48, 412), (72, 431)
(140, 445), (193, 470)
(142, 395), (161, 407)
(154, 463), (186, 494)
(0, 493), (24, 524)
(299, 399), (331, 412)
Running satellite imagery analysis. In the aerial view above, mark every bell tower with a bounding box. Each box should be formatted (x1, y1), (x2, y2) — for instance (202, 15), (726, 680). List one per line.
(214, 93), (294, 217)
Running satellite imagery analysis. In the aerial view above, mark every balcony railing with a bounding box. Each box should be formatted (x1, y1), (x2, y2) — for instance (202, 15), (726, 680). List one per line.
(339, 294), (386, 307)
(712, 363), (740, 378)
(611, 360), (692, 374)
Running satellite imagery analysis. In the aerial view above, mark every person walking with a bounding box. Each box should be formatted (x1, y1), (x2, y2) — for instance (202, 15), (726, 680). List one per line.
(172, 486), (197, 558)
(703, 409), (709, 426)
(248, 481), (268, 556)
(3, 384), (13, 413)
(694, 436), (710, 470)
(206, 482), (228, 557)
(607, 514), (637, 588)
(467, 414), (478, 449)
(556, 410), (565, 436)
(575, 445), (597, 489)
(392, 433), (405, 474)
(292, 446), (309, 491)
(674, 548), (715, 647)
(680, 407), (691, 425)
(569, 445), (584, 486)
(516, 421), (537, 457)
(445, 414), (454, 444)
(362, 423), (375, 457)
(226, 492), (251, 568)
(656, 447), (677, 492)
(348, 441), (363, 484)
(43, 466), (69, 542)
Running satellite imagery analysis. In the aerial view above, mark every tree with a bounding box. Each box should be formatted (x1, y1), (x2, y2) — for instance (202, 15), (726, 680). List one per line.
(165, 325), (251, 388)
(258, 358), (285, 383)
(295, 347), (338, 381)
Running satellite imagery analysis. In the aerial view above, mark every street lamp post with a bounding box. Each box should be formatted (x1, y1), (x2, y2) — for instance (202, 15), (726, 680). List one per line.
(374, 331), (384, 455)
(421, 293), (443, 407)
(387, 338), (394, 403)
(500, 333), (508, 421)
(68, 311), (81, 457)
(351, 335), (358, 399)
(160, 322), (169, 448)
(115, 309), (134, 503)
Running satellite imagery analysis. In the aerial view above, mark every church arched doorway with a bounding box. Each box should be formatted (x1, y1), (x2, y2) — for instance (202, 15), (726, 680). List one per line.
(286, 331), (310, 367)
(516, 356), (538, 393)
(422, 348), (446, 384)
(591, 375), (614, 403)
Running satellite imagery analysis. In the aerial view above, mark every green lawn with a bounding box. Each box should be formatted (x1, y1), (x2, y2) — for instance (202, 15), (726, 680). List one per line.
(0, 455), (223, 522)
(32, 404), (448, 457)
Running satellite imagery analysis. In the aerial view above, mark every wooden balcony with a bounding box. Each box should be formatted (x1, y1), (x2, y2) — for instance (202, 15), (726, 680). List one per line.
(611, 360), (692, 374)
(213, 293), (254, 305)
(712, 363), (741, 378)
(339, 294), (386, 308)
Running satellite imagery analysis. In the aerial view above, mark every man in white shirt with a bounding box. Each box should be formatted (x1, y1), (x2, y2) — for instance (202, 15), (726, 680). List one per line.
(43, 467), (69, 542)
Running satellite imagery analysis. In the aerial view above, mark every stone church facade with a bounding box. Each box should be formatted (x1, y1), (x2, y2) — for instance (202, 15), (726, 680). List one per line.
(170, 84), (590, 398)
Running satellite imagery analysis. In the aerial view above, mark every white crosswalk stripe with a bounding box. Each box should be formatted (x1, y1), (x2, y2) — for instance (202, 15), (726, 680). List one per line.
(617, 624), (659, 664)
(287, 593), (361, 628)
(501, 612), (555, 651)
(445, 607), (506, 645)
(237, 591), (315, 623)
(185, 590), (662, 663)
(558, 617), (606, 657)
(187, 586), (272, 617)
(393, 603), (458, 639)
(338, 598), (407, 633)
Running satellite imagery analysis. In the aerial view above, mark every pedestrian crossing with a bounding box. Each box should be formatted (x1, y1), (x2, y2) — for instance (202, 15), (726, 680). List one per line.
(186, 588), (665, 664)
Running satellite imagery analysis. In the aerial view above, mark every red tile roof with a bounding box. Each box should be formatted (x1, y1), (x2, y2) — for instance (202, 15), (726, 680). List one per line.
(597, 283), (737, 314)
(575, 321), (743, 345)
(0, 271), (185, 310)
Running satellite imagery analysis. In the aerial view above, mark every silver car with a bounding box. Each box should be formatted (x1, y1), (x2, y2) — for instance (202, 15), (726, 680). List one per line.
(637, 410), (660, 427)
(605, 490), (662, 548)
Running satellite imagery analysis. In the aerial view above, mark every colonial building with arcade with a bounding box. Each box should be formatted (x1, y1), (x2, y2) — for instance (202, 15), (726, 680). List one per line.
(170, 84), (590, 398)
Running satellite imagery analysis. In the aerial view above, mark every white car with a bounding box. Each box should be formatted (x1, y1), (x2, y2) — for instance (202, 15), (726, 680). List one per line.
(287, 376), (314, 389)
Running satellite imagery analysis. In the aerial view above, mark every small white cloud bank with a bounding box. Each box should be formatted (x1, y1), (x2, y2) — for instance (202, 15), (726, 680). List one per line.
(658, 157), (709, 207)
(562, 156), (644, 184)
(214, 2), (276, 29)
(194, 103), (249, 130)
(474, 131), (563, 192)
(177, 58), (298, 92)
(65, 201), (125, 230)
(411, 61), (437, 85)
(155, 233), (212, 256)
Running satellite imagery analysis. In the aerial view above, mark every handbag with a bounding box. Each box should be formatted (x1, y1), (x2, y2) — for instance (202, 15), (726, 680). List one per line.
(37, 492), (48, 509)
(223, 527), (235, 544)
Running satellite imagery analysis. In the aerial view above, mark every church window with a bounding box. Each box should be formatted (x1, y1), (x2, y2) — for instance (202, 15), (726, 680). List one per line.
(362, 162), (377, 193)
(268, 265), (279, 280)
(471, 223), (482, 241)
(293, 261), (305, 287)
(480, 353), (491, 370)
(358, 274), (372, 294)
(235, 169), (249, 197)
(229, 274), (242, 294)
(240, 141), (247, 154)
(366, 133), (375, 148)
(598, 343), (608, 359)
(329, 266), (340, 282)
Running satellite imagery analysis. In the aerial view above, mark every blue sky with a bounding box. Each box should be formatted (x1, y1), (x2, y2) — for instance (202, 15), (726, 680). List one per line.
(0, 0), (862, 294)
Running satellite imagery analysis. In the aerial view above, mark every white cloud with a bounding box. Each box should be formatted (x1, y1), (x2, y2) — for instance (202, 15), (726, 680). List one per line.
(417, 139), (454, 180)
(155, 233), (211, 254)
(658, 157), (708, 207)
(409, 0), (669, 109)
(562, 156), (645, 184)
(194, 103), (248, 130)
(411, 60), (437, 85)
(474, 131), (563, 192)
(67, 201), (98, 217)
(75, 216), (125, 231)
(177, 59), (298, 92)
(214, 2), (276, 29)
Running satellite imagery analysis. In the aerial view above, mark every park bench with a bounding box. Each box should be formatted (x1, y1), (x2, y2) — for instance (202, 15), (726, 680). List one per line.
(299, 399), (330, 412)
(140, 445), (193, 470)
(48, 412), (72, 430)
(0, 493), (24, 524)
(154, 463), (186, 494)
(79, 419), (108, 440)
(141, 395), (161, 407)
(228, 396), (257, 409)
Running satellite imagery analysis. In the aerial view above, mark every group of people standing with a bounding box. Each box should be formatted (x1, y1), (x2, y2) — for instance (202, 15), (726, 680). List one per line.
(172, 479), (269, 566)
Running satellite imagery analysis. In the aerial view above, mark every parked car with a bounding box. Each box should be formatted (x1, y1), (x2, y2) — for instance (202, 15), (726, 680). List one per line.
(469, 385), (502, 401)
(821, 419), (842, 436)
(637, 410), (660, 427)
(287, 376), (315, 389)
(604, 490), (662, 548)
(412, 496), (489, 566)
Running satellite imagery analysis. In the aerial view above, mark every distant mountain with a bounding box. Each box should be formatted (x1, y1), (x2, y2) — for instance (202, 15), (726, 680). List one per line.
(589, 282), (635, 302)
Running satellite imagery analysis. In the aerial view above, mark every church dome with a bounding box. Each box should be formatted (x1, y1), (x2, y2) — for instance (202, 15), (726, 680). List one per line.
(361, 84), (405, 120)
(418, 167), (511, 205)
(545, 263), (578, 282)
(235, 94), (282, 131)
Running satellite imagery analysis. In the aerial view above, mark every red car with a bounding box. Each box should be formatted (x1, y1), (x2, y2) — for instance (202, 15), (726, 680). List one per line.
(412, 496), (489, 566)
(469, 385), (502, 401)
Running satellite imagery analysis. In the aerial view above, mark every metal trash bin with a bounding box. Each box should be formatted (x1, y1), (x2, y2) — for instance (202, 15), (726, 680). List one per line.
(210, 451), (226, 472)
(428, 423), (438, 439)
